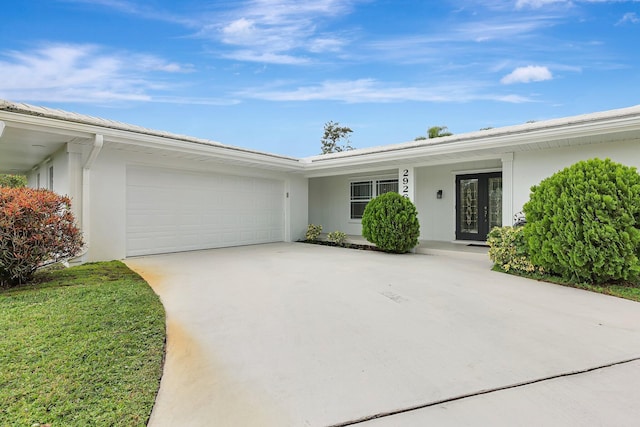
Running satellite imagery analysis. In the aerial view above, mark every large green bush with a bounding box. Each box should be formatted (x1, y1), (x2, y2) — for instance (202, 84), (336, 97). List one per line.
(523, 158), (640, 284)
(361, 192), (420, 253)
(487, 226), (543, 274)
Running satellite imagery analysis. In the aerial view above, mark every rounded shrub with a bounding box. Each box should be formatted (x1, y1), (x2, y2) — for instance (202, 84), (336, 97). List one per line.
(361, 192), (420, 253)
(0, 187), (83, 286)
(523, 158), (640, 284)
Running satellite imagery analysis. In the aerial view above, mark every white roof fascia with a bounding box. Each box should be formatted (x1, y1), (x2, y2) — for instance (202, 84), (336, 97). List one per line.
(303, 105), (640, 172)
(0, 101), (304, 173)
(3, 99), (640, 176)
(97, 129), (305, 172)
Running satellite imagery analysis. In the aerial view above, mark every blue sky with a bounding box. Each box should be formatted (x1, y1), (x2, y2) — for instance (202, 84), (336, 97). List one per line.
(1, 0), (639, 156)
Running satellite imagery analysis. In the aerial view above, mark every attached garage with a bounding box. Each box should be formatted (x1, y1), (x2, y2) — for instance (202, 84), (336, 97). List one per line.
(126, 166), (285, 256)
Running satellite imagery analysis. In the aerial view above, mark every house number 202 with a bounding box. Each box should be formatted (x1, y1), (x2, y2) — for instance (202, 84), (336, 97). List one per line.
(401, 169), (410, 198)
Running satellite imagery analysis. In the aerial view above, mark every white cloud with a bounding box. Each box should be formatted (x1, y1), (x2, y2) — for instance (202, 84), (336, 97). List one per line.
(61, 0), (198, 26)
(198, 0), (357, 64)
(617, 12), (640, 24)
(515, 0), (566, 8)
(308, 37), (345, 53)
(236, 78), (533, 103)
(516, 0), (640, 8)
(222, 50), (310, 65)
(0, 43), (193, 103)
(363, 14), (558, 66)
(501, 65), (553, 84)
(222, 18), (257, 44)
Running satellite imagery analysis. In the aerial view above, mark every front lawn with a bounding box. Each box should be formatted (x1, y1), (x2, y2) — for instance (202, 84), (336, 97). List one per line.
(0, 261), (166, 426)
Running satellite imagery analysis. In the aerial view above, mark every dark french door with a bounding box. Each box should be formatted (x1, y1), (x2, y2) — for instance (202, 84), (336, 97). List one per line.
(456, 172), (502, 241)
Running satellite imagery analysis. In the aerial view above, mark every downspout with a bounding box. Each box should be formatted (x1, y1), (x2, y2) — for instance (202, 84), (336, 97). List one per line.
(75, 134), (103, 261)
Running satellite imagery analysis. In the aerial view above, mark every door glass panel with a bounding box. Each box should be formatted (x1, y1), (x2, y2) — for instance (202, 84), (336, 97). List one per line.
(488, 177), (502, 230)
(459, 178), (478, 234)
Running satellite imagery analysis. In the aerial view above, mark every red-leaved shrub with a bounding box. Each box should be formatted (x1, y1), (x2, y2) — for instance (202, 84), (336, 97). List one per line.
(0, 187), (83, 286)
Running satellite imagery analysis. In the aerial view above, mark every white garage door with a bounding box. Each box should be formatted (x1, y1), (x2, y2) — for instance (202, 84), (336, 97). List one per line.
(126, 166), (285, 256)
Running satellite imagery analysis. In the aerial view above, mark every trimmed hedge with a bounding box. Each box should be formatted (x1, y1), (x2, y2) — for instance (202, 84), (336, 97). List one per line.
(361, 192), (420, 253)
(523, 158), (640, 284)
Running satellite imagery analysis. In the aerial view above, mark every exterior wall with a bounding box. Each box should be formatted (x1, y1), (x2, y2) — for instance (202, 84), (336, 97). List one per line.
(86, 146), (308, 262)
(26, 146), (69, 195)
(309, 138), (640, 243)
(512, 139), (640, 215)
(308, 169), (398, 236)
(308, 160), (502, 242)
(414, 159), (501, 241)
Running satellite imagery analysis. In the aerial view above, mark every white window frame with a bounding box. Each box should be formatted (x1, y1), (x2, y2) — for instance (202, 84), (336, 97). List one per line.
(349, 177), (399, 220)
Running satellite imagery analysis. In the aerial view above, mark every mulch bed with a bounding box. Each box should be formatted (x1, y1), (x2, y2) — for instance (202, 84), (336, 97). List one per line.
(299, 239), (383, 251)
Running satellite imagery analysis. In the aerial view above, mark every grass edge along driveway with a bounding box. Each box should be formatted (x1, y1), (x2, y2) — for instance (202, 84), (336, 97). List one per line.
(0, 261), (166, 427)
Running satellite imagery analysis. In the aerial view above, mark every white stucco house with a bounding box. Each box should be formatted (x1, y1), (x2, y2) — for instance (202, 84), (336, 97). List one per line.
(1, 99), (640, 262)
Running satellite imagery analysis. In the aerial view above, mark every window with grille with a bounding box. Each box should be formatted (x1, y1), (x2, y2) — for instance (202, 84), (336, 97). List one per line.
(350, 178), (398, 219)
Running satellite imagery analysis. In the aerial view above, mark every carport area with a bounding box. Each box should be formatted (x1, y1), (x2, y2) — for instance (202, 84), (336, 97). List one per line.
(125, 243), (640, 427)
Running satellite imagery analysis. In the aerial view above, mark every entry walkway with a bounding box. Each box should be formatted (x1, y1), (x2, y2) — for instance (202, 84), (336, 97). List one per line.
(126, 243), (640, 427)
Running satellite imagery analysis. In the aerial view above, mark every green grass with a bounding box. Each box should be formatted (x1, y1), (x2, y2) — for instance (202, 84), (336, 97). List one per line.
(0, 261), (166, 426)
(492, 265), (640, 302)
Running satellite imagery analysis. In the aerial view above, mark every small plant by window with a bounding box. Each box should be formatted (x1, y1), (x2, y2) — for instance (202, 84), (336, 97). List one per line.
(327, 231), (347, 245)
(305, 224), (323, 241)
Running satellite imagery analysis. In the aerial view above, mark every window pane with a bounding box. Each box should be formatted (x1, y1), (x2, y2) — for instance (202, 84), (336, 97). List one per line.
(351, 201), (368, 219)
(488, 177), (502, 229)
(459, 178), (478, 234)
(377, 179), (398, 195)
(351, 181), (372, 200)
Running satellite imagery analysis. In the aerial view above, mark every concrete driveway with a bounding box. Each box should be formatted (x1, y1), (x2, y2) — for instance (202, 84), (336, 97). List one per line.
(125, 242), (640, 427)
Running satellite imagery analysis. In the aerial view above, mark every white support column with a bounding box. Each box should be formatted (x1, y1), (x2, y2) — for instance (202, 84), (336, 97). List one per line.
(501, 153), (514, 227)
(398, 166), (415, 203)
(81, 134), (104, 256)
(0, 121), (5, 138)
(67, 142), (84, 227)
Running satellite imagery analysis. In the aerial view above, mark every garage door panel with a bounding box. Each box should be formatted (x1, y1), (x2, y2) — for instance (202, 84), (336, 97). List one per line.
(126, 167), (284, 256)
